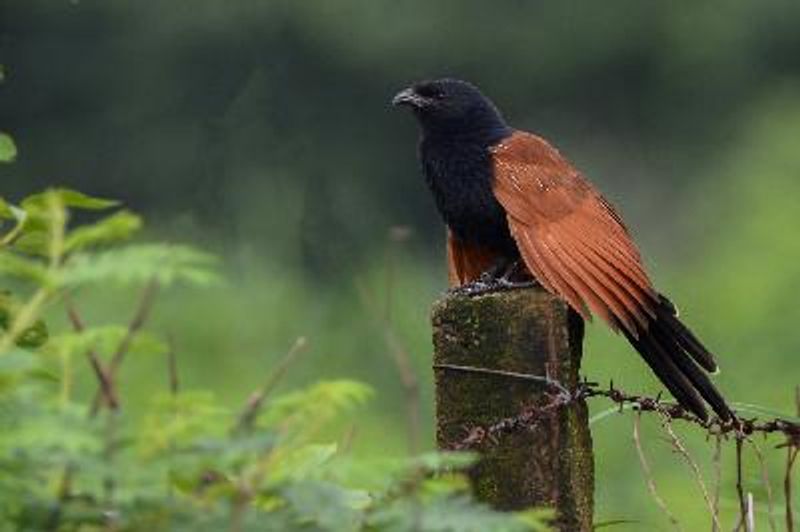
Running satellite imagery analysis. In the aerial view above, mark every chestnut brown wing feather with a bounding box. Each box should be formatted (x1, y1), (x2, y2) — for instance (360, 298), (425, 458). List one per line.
(490, 131), (730, 420)
(491, 131), (657, 335)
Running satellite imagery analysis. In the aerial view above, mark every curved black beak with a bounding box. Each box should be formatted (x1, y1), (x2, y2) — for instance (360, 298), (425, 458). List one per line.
(392, 87), (423, 108)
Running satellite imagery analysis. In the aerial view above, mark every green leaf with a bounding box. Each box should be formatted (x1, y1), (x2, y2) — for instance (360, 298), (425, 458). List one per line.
(139, 390), (228, 455)
(419, 473), (471, 498)
(268, 443), (339, 483)
(0, 292), (49, 349)
(413, 451), (479, 472)
(0, 133), (17, 163)
(262, 380), (373, 429)
(22, 188), (119, 211)
(515, 508), (556, 531)
(0, 349), (39, 375)
(12, 230), (49, 256)
(0, 197), (13, 219)
(62, 244), (219, 287)
(282, 480), (369, 532)
(0, 251), (50, 285)
(64, 210), (142, 252)
(14, 318), (48, 350)
(369, 495), (543, 532)
(46, 326), (167, 359)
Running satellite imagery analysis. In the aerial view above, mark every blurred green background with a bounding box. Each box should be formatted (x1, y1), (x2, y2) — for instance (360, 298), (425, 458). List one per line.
(2, 1), (799, 528)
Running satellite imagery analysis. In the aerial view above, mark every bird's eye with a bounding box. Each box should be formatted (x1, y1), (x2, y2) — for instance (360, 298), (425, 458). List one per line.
(415, 85), (444, 99)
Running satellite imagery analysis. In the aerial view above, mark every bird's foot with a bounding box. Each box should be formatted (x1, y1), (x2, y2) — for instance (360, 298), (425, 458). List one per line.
(450, 261), (538, 297)
(449, 278), (538, 297)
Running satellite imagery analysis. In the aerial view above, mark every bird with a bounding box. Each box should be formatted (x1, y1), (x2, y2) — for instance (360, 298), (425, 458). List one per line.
(392, 78), (732, 421)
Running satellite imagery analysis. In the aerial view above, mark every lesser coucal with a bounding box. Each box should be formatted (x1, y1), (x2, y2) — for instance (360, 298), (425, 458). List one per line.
(393, 78), (732, 421)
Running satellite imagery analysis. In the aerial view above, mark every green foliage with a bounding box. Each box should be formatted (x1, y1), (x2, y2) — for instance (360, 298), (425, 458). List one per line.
(0, 134), (16, 164)
(63, 244), (219, 288)
(0, 190), (551, 531)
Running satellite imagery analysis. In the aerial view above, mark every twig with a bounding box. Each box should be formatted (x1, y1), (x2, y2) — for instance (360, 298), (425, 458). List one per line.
(167, 334), (179, 396)
(736, 437), (747, 531)
(356, 280), (421, 455)
(63, 295), (118, 410)
(711, 435), (722, 532)
(633, 413), (681, 530)
(659, 415), (720, 530)
(788, 385), (800, 532)
(101, 411), (120, 528)
(45, 465), (73, 532)
(749, 437), (778, 532)
(236, 337), (308, 432)
(787, 445), (798, 532)
(90, 278), (159, 416)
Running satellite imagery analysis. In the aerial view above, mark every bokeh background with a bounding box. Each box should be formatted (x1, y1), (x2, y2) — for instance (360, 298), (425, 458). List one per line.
(2, 1), (799, 528)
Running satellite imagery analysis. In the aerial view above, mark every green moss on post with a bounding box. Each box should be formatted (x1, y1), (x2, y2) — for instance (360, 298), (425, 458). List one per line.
(432, 287), (593, 531)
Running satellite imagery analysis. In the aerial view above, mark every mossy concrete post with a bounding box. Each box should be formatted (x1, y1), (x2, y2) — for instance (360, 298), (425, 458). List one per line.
(431, 286), (593, 531)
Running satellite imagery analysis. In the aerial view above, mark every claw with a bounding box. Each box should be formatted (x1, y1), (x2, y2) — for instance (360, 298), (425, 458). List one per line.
(448, 259), (538, 297)
(449, 277), (538, 297)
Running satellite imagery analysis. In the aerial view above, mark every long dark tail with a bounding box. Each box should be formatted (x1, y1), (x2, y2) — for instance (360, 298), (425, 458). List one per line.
(622, 294), (733, 421)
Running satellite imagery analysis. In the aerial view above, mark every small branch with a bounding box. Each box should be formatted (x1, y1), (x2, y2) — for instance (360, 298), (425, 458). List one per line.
(236, 337), (308, 432)
(633, 413), (681, 530)
(167, 334), (179, 396)
(711, 435), (722, 532)
(107, 278), (160, 373)
(736, 437), (747, 531)
(45, 465), (73, 532)
(749, 437), (777, 532)
(64, 295), (118, 410)
(659, 416), (720, 531)
(787, 445), (798, 532)
(357, 280), (421, 455)
(90, 278), (159, 416)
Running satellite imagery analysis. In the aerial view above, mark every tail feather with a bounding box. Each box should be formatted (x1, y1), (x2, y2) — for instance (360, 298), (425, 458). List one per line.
(624, 297), (732, 421)
(622, 329), (708, 419)
(649, 321), (731, 420)
(656, 294), (717, 372)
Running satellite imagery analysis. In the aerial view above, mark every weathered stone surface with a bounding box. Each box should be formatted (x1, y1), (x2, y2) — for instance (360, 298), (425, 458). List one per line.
(432, 287), (593, 531)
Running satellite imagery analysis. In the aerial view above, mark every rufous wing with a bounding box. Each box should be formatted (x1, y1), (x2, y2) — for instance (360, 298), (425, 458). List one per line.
(490, 131), (730, 420)
(490, 131), (658, 335)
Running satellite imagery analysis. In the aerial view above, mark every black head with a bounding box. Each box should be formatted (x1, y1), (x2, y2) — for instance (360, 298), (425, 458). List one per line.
(392, 78), (511, 141)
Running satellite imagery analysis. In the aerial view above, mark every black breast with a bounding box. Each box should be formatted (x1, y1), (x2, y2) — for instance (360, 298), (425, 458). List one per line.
(420, 137), (518, 258)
